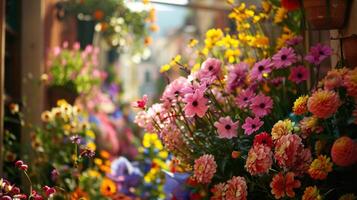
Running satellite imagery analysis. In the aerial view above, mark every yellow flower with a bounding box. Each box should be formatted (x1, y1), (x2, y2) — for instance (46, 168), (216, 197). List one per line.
(158, 151), (168, 159)
(85, 130), (95, 139)
(226, 0), (234, 5)
(274, 7), (287, 24)
(261, 0), (271, 13)
(271, 119), (293, 140)
(293, 95), (309, 115)
(57, 99), (69, 107)
(160, 64), (171, 73)
(86, 142), (96, 151)
(204, 28), (224, 49)
(225, 49), (241, 63)
(100, 178), (116, 196)
(302, 186), (322, 200)
(41, 111), (52, 122)
(88, 169), (101, 178)
(191, 63), (201, 73)
(308, 155), (333, 180)
(94, 158), (103, 166)
(188, 39), (198, 48)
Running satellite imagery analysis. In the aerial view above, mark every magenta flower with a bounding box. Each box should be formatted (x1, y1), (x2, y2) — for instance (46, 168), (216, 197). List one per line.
(199, 58), (222, 79)
(250, 58), (273, 81)
(161, 77), (189, 104)
(289, 65), (309, 83)
(242, 117), (263, 135)
(250, 94), (273, 117)
(286, 36), (303, 46)
(272, 47), (297, 69)
(305, 43), (332, 65)
(227, 62), (249, 91)
(214, 116), (239, 139)
(235, 89), (256, 109)
(183, 89), (208, 118)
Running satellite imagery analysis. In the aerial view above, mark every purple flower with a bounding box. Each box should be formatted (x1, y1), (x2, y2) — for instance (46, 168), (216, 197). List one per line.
(305, 43), (332, 65)
(70, 135), (81, 144)
(235, 89), (256, 109)
(80, 148), (95, 158)
(272, 47), (297, 69)
(286, 36), (303, 46)
(227, 62), (249, 91)
(163, 170), (191, 200)
(250, 58), (273, 81)
(51, 169), (59, 181)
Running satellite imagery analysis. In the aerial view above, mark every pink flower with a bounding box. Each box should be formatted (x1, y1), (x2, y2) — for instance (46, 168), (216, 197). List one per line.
(235, 89), (256, 109)
(131, 95), (148, 110)
(211, 183), (226, 200)
(214, 116), (239, 139)
(193, 154), (217, 184)
(286, 36), (303, 46)
(272, 47), (297, 69)
(161, 77), (190, 104)
(305, 43), (332, 65)
(289, 65), (309, 84)
(242, 117), (263, 135)
(225, 176), (248, 200)
(250, 94), (273, 117)
(183, 89), (208, 118)
(250, 58), (272, 81)
(199, 58), (222, 79)
(245, 144), (273, 175)
(227, 63), (249, 91)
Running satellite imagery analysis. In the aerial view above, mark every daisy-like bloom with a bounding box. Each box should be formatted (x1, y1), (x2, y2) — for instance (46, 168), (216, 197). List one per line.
(250, 94), (273, 117)
(286, 35), (303, 46)
(324, 69), (343, 90)
(100, 178), (117, 197)
(339, 193), (357, 200)
(200, 58), (222, 79)
(214, 116), (239, 139)
(242, 117), (263, 135)
(235, 89), (256, 109)
(225, 176), (248, 200)
(271, 119), (293, 140)
(307, 90), (341, 119)
(308, 155), (333, 180)
(272, 47), (297, 69)
(293, 95), (309, 115)
(250, 58), (272, 81)
(343, 68), (357, 99)
(210, 183), (226, 200)
(245, 144), (273, 175)
(193, 154), (217, 184)
(331, 136), (357, 167)
(305, 43), (332, 65)
(183, 89), (208, 118)
(227, 62), (249, 91)
(289, 65), (309, 84)
(41, 111), (53, 122)
(270, 172), (301, 199)
(300, 116), (323, 138)
(302, 186), (322, 200)
(253, 132), (273, 147)
(161, 77), (190, 104)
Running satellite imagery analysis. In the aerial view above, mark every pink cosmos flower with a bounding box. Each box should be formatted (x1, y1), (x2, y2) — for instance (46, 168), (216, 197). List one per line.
(286, 36), (303, 46)
(161, 77), (190, 104)
(225, 176), (248, 200)
(245, 144), (273, 175)
(250, 94), (273, 117)
(272, 47), (297, 69)
(250, 58), (273, 81)
(199, 58), (222, 79)
(193, 154), (217, 184)
(305, 43), (332, 65)
(227, 62), (249, 91)
(131, 95), (148, 110)
(289, 65), (309, 84)
(242, 117), (263, 135)
(214, 116), (239, 139)
(235, 89), (256, 109)
(183, 89), (208, 118)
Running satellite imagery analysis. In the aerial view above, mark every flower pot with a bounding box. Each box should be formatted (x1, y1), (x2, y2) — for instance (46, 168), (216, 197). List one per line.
(303, 0), (349, 30)
(47, 85), (78, 107)
(342, 35), (357, 68)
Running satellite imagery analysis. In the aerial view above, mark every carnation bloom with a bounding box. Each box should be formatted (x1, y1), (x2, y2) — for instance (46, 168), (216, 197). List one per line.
(227, 62), (249, 91)
(270, 172), (301, 199)
(305, 43), (332, 65)
(200, 58), (222, 79)
(343, 68), (357, 99)
(308, 155), (333, 180)
(193, 154), (217, 184)
(293, 95), (309, 115)
(302, 186), (322, 200)
(210, 183), (226, 200)
(183, 89), (208, 118)
(272, 47), (297, 69)
(242, 117), (263, 135)
(214, 116), (239, 139)
(271, 119), (293, 140)
(289, 66), (309, 84)
(250, 58), (272, 81)
(235, 89), (256, 109)
(253, 132), (273, 147)
(331, 136), (357, 167)
(324, 69), (343, 90)
(307, 90), (341, 119)
(300, 116), (323, 138)
(245, 144), (273, 175)
(225, 176), (248, 200)
(250, 94), (273, 117)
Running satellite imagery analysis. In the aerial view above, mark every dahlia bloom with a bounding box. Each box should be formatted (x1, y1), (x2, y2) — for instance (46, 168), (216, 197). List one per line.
(245, 144), (273, 175)
(214, 116), (239, 139)
(343, 68), (357, 99)
(242, 117), (263, 135)
(305, 43), (332, 65)
(253, 132), (273, 147)
(210, 183), (226, 200)
(235, 89), (256, 109)
(250, 58), (272, 81)
(289, 65), (309, 84)
(293, 95), (308, 115)
(324, 69), (343, 90)
(300, 116), (323, 138)
(307, 90), (341, 119)
(225, 176), (248, 200)
(250, 94), (273, 117)
(183, 89), (208, 118)
(193, 154), (217, 184)
(272, 47), (297, 69)
(331, 136), (357, 167)
(308, 155), (333, 180)
(271, 119), (293, 140)
(270, 172), (301, 199)
(227, 63), (249, 91)
(302, 186), (322, 200)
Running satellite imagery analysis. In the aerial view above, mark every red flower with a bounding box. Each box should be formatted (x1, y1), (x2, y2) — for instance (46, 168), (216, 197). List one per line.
(281, 0), (301, 11)
(253, 132), (273, 148)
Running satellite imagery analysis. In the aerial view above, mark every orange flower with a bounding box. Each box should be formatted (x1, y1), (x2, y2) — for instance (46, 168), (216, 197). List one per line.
(343, 68), (357, 99)
(307, 90), (340, 119)
(302, 186), (322, 200)
(331, 136), (357, 167)
(100, 178), (117, 197)
(100, 150), (110, 159)
(308, 155), (333, 180)
(70, 188), (89, 200)
(270, 172), (301, 199)
(293, 95), (308, 115)
(93, 9), (104, 21)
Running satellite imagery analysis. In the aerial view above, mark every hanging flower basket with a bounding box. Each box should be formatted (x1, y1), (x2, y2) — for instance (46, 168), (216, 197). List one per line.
(342, 34), (357, 68)
(303, 0), (349, 30)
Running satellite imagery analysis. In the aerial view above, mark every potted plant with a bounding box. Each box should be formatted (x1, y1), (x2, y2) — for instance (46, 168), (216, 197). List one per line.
(302, 0), (350, 30)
